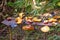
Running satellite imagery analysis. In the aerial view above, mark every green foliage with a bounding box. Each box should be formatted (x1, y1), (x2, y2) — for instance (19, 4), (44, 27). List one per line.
(48, 35), (60, 40)
(7, 2), (14, 7)
(1, 0), (60, 40)
(7, 0), (60, 16)
(25, 5), (32, 13)
(40, 0), (60, 13)
(14, 0), (25, 8)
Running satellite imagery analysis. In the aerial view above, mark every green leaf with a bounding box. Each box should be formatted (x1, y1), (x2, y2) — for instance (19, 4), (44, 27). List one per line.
(7, 2), (14, 7)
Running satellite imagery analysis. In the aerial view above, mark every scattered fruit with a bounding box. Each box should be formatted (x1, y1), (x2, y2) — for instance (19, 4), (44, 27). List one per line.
(41, 26), (50, 32)
(22, 25), (34, 31)
(54, 16), (60, 19)
(25, 17), (33, 22)
(49, 18), (57, 22)
(19, 12), (24, 18)
(15, 17), (23, 24)
(32, 17), (41, 22)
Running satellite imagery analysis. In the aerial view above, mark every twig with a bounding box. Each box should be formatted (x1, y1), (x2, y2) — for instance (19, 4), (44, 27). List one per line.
(9, 27), (12, 40)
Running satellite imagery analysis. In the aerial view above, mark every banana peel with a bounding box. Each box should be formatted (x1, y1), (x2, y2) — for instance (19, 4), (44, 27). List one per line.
(54, 16), (60, 19)
(49, 18), (57, 22)
(32, 17), (41, 22)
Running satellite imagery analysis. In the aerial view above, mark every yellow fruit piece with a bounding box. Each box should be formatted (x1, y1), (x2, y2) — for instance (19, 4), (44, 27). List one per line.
(32, 17), (41, 22)
(16, 20), (22, 24)
(15, 17), (23, 24)
(25, 17), (32, 20)
(19, 12), (24, 18)
(25, 17), (33, 22)
(22, 25), (34, 31)
(49, 18), (57, 22)
(54, 16), (60, 19)
(41, 26), (50, 32)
